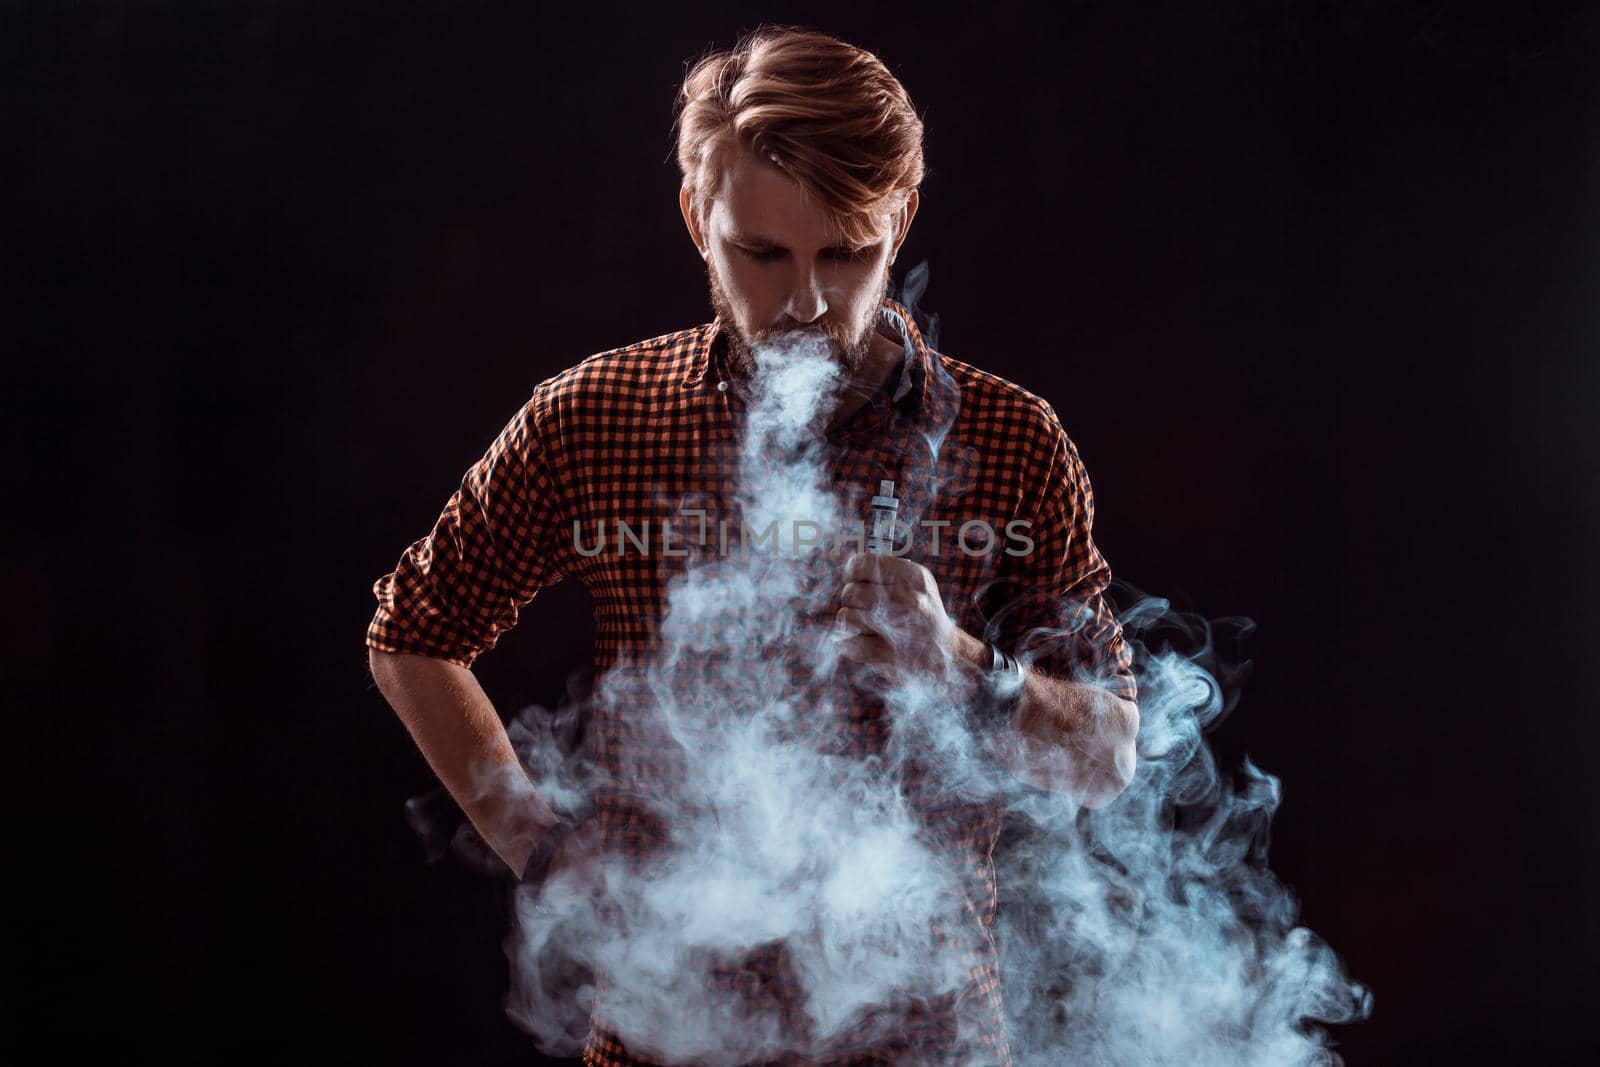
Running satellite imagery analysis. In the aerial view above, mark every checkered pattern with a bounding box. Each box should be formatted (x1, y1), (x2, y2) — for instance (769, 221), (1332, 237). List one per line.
(368, 297), (1136, 1066)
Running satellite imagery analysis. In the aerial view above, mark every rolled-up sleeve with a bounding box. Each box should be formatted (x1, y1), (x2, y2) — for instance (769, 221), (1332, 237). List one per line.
(366, 387), (570, 669)
(992, 405), (1137, 704)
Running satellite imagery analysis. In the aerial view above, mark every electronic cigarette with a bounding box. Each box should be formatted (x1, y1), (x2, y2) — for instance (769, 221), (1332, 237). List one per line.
(866, 479), (899, 554)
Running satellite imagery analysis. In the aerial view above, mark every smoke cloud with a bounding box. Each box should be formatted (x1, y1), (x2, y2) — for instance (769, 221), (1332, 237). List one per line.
(422, 286), (1371, 1065)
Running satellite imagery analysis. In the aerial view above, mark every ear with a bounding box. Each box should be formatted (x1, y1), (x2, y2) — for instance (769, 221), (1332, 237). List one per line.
(888, 190), (920, 264)
(679, 185), (709, 260)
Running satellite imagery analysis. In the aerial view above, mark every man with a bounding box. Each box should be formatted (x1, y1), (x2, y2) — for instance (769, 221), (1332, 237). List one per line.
(367, 26), (1138, 1067)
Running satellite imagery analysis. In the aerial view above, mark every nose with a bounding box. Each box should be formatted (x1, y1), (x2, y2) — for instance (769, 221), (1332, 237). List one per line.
(782, 264), (828, 325)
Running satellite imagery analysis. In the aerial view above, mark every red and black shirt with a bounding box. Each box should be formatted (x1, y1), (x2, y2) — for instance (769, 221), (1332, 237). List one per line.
(368, 296), (1135, 1066)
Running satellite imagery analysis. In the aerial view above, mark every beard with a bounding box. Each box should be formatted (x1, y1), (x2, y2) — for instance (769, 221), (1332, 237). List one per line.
(707, 258), (888, 381)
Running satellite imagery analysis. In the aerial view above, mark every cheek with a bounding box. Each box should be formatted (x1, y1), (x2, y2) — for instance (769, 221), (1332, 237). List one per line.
(845, 263), (890, 310)
(713, 254), (771, 304)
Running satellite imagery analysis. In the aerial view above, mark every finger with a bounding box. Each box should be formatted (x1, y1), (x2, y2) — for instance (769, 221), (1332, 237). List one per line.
(842, 552), (888, 585)
(835, 606), (893, 639)
(834, 631), (896, 673)
(839, 580), (886, 611)
(844, 551), (929, 590)
(834, 627), (893, 658)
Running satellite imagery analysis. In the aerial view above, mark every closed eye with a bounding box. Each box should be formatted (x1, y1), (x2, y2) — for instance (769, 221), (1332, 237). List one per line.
(738, 245), (871, 263)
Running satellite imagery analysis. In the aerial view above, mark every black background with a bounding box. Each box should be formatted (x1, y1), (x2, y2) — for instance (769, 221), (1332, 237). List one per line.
(8, 1), (1597, 1062)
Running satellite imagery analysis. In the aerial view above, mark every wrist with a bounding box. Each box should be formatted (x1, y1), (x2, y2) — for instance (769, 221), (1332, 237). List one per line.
(518, 817), (576, 888)
(516, 800), (596, 889)
(958, 633), (1027, 733)
(500, 797), (563, 875)
(949, 626), (991, 673)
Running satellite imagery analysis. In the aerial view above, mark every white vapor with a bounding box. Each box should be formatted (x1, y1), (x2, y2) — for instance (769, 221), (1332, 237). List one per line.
(477, 321), (1370, 1065)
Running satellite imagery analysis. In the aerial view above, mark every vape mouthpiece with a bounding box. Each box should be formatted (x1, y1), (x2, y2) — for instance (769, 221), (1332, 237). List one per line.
(866, 479), (899, 555)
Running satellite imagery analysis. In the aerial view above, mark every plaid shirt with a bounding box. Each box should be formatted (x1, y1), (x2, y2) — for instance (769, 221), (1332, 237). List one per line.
(367, 297), (1136, 1066)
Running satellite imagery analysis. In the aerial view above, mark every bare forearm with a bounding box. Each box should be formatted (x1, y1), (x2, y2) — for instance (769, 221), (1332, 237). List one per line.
(1007, 678), (1138, 807)
(950, 629), (1139, 807)
(367, 648), (558, 874)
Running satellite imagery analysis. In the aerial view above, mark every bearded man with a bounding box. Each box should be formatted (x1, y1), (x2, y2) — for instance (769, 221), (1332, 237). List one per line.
(368, 24), (1138, 1067)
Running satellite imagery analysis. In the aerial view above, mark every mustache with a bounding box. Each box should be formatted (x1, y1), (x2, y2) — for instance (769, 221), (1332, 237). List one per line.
(759, 324), (839, 343)
(753, 324), (868, 357)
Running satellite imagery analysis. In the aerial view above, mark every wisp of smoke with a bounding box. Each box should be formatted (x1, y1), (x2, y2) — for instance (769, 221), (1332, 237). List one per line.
(412, 285), (1371, 1064)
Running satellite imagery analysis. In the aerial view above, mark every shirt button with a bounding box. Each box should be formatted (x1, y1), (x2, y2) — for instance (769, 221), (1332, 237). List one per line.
(716, 380), (730, 393)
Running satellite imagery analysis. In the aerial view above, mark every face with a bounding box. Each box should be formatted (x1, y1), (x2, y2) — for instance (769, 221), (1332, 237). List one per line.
(681, 144), (918, 377)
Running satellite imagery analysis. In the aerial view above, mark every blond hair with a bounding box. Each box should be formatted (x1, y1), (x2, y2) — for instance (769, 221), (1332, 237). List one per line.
(672, 26), (926, 247)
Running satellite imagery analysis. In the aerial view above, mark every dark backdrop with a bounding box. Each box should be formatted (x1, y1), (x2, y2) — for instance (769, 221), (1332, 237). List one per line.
(9, 1), (1597, 1062)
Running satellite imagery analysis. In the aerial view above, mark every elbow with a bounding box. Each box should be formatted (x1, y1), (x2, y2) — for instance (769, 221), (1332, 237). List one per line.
(1080, 696), (1140, 809)
(989, 689), (1140, 806)
(367, 645), (426, 690)
(1079, 740), (1137, 809)
(367, 644), (398, 683)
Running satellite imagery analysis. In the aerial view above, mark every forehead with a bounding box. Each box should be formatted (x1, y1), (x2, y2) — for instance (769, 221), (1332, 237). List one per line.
(707, 144), (885, 245)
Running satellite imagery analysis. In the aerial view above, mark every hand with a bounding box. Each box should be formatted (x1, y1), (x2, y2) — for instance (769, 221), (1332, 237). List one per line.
(528, 815), (606, 901)
(831, 551), (960, 689)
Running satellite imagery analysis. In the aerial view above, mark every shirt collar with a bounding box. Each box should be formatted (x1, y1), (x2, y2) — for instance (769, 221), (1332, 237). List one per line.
(681, 296), (933, 420)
